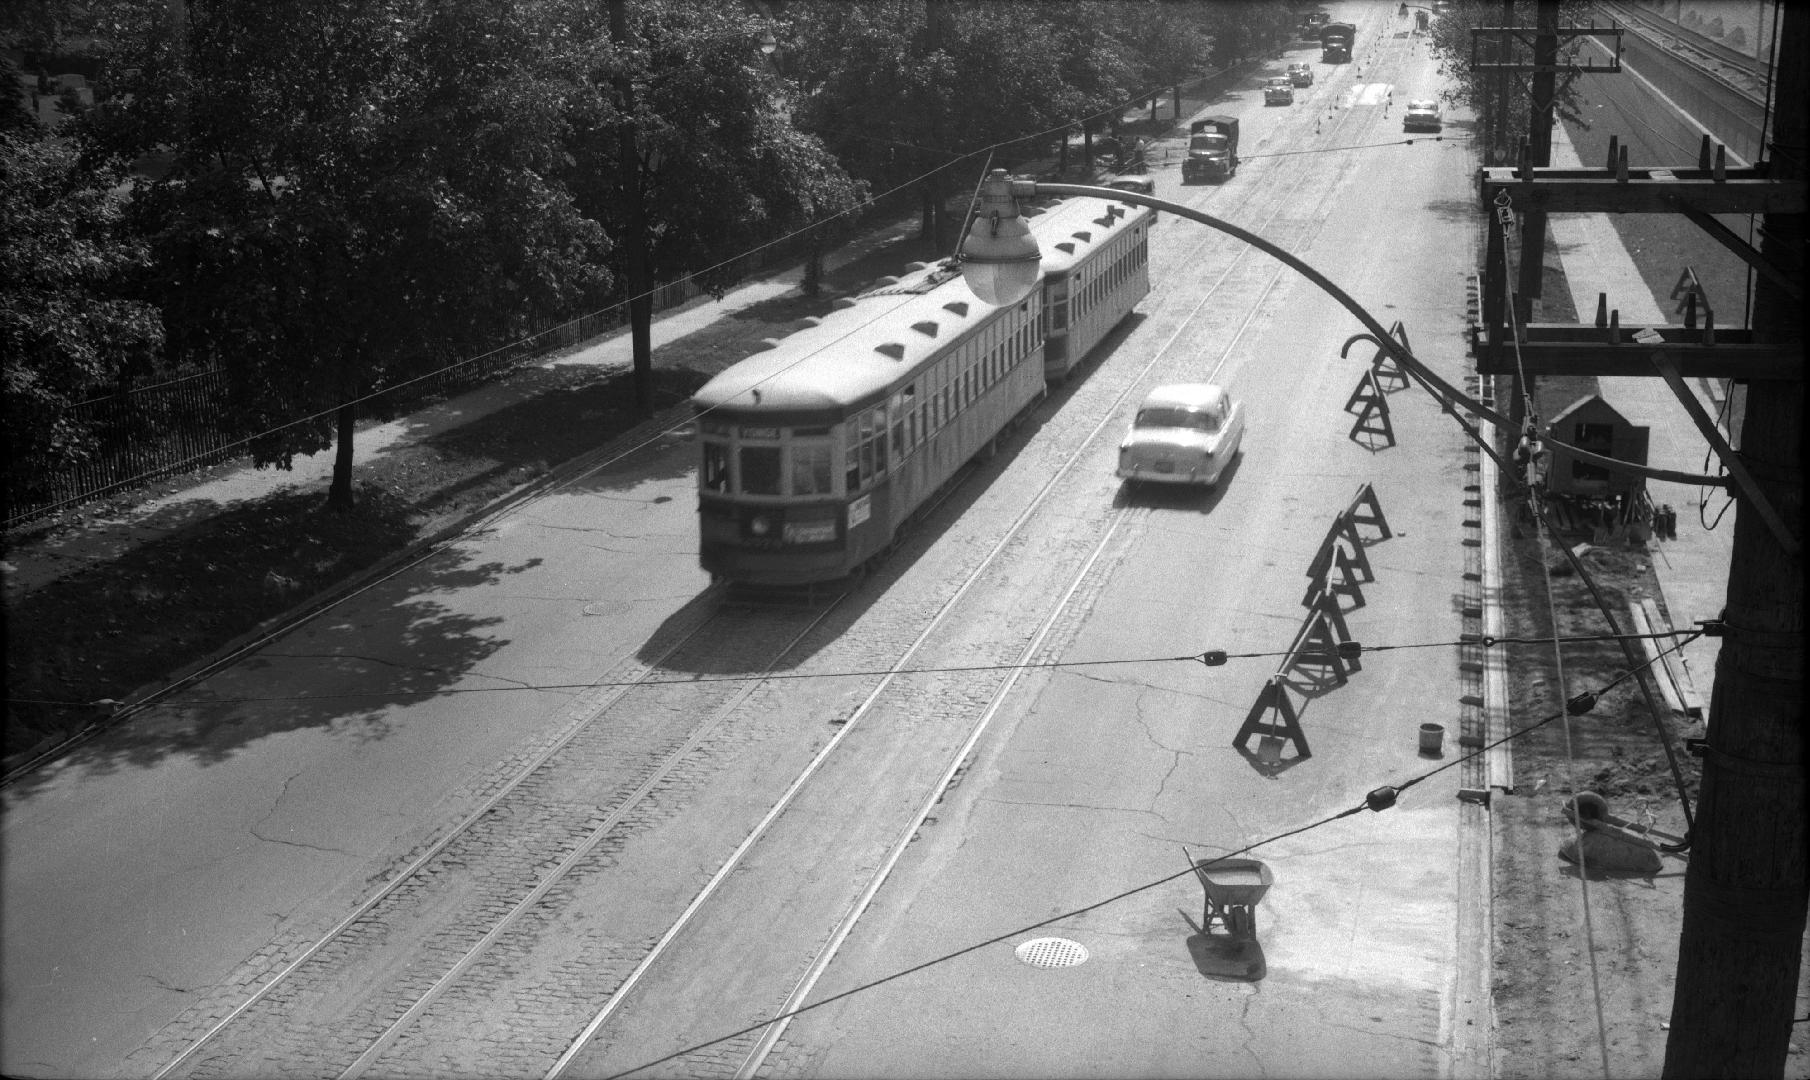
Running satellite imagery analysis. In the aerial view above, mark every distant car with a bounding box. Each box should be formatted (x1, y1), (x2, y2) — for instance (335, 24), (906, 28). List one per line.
(1403, 99), (1443, 132)
(1103, 173), (1156, 196)
(1117, 383), (1245, 488)
(1264, 78), (1295, 106)
(1287, 63), (1314, 87)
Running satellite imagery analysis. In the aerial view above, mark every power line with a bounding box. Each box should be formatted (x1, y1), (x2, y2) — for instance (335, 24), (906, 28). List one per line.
(4, 628), (1710, 710)
(594, 633), (1697, 1079)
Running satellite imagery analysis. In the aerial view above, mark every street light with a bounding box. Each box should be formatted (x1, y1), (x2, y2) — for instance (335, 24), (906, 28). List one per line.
(954, 169), (1727, 488)
(954, 171), (1041, 306)
(760, 31), (778, 55)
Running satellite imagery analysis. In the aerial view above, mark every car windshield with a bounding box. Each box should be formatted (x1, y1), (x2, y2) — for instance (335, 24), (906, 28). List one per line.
(1137, 406), (1221, 433)
(1191, 134), (1228, 151)
(1410, 101), (1437, 112)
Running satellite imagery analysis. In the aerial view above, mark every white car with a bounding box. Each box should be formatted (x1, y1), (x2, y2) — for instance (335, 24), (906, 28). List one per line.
(1117, 383), (1245, 487)
(1403, 99), (1443, 132)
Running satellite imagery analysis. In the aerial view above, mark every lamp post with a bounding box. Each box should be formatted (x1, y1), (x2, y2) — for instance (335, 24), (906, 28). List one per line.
(955, 169), (1729, 479)
(958, 170), (1430, 401)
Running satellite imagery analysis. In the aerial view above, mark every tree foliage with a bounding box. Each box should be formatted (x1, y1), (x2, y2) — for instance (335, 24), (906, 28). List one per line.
(5, 0), (1261, 519)
(1, 129), (163, 498)
(89, 0), (608, 508)
(558, 0), (866, 302)
(1421, 0), (1596, 163)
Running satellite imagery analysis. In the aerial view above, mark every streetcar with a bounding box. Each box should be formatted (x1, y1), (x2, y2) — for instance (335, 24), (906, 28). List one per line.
(690, 196), (1152, 585)
(1032, 197), (1154, 381)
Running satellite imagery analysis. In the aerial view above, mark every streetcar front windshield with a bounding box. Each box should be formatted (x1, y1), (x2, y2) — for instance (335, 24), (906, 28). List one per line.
(740, 445), (782, 495)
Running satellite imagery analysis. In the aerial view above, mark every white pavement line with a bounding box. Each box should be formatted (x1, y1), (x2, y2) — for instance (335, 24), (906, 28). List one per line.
(1579, 36), (1751, 168)
(1547, 123), (1669, 325)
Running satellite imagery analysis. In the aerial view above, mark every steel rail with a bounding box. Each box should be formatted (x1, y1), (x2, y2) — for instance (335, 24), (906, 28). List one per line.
(560, 26), (1416, 1078)
(333, 601), (841, 1080)
(149, 594), (759, 1080)
(733, 27), (1428, 1076)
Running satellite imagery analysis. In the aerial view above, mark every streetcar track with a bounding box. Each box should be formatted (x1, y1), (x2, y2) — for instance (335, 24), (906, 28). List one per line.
(721, 27), (1425, 1078)
(549, 29), (1421, 1079)
(147, 27), (1419, 1080)
(150, 599), (837, 1079)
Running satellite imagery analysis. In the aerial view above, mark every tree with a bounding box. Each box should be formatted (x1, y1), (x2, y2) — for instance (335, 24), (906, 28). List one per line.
(787, 1), (1068, 251)
(1421, 0), (1595, 164)
(1, 129), (163, 512)
(91, 0), (606, 511)
(553, 0), (865, 410)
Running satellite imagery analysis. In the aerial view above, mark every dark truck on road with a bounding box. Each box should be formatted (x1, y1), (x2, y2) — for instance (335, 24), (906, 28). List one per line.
(1182, 116), (1239, 183)
(1320, 21), (1356, 63)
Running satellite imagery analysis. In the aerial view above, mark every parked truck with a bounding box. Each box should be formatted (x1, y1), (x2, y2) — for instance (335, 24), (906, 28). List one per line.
(1182, 116), (1239, 183)
(1320, 21), (1355, 63)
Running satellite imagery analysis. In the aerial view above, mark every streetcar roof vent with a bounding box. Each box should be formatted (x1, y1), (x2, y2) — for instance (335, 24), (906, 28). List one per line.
(942, 301), (969, 317)
(875, 342), (907, 360)
(911, 320), (939, 338)
(1054, 242), (1076, 254)
(834, 297), (860, 309)
(1071, 230), (1092, 243)
(800, 316), (823, 327)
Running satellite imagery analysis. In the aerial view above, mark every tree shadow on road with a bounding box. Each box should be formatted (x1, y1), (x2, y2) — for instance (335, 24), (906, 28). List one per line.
(4, 492), (544, 798)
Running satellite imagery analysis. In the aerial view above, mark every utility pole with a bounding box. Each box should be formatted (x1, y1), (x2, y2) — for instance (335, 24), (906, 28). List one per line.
(1515, 0), (1558, 325)
(1474, 2), (1803, 1065)
(1662, 4), (1806, 1074)
(610, 0), (654, 414)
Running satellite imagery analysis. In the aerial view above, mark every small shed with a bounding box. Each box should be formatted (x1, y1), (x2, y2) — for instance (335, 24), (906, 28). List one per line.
(1539, 391), (1649, 498)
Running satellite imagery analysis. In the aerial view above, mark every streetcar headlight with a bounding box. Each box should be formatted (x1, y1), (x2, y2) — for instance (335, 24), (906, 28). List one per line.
(749, 514), (773, 537)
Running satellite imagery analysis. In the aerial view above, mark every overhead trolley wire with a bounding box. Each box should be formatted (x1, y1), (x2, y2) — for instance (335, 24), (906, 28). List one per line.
(3, 628), (1711, 710)
(590, 632), (1700, 1080)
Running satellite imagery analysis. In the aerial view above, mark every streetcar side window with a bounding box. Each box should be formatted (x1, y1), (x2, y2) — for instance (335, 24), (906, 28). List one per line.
(701, 441), (730, 493)
(741, 445), (782, 495)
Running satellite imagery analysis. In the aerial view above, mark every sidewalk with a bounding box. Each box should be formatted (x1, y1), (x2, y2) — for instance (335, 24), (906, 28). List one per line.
(1547, 121), (1733, 713)
(0, 213), (927, 600)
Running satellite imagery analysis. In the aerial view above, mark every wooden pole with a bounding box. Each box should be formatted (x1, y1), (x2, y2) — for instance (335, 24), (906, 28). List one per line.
(1661, 3), (1807, 1074)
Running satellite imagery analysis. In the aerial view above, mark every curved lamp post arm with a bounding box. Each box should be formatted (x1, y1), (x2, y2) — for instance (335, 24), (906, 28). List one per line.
(990, 179), (1729, 490)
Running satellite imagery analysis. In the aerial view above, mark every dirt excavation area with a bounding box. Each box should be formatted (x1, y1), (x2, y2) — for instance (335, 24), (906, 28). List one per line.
(1486, 505), (1810, 1079)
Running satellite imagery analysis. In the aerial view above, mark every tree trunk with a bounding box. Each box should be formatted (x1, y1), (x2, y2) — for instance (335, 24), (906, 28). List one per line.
(613, 0), (654, 415)
(327, 398), (356, 512)
(918, 185), (935, 242)
(803, 234), (823, 297)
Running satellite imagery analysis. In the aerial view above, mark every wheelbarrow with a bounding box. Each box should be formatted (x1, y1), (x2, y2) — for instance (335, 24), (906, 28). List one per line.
(1186, 851), (1273, 940)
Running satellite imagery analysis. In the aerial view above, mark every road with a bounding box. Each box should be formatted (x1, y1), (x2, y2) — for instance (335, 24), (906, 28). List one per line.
(5, 8), (1490, 1079)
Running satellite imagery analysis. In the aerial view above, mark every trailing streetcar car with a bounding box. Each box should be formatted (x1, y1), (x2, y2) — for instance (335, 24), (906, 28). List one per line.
(690, 263), (1045, 585)
(1031, 198), (1154, 381)
(689, 196), (1150, 586)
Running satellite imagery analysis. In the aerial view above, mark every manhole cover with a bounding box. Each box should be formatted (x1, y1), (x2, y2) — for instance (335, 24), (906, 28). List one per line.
(1014, 937), (1088, 969)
